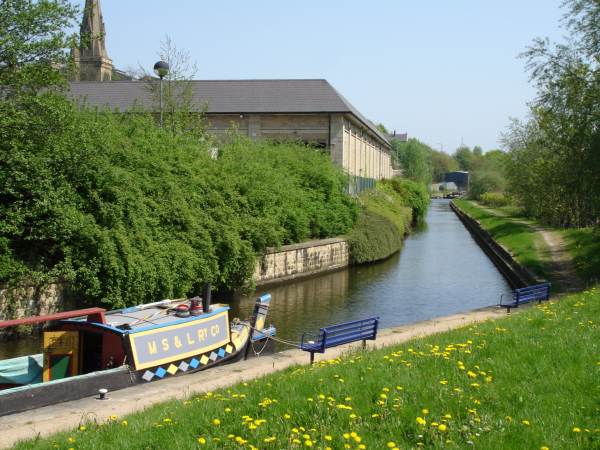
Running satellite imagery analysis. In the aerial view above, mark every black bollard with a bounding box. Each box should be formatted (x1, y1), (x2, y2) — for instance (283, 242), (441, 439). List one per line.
(202, 283), (212, 313)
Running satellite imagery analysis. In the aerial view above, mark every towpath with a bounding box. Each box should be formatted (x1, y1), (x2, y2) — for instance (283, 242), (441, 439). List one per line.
(477, 204), (584, 292)
(0, 307), (506, 449)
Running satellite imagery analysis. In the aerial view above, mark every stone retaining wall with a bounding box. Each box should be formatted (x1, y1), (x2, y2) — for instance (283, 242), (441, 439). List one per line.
(450, 201), (539, 288)
(0, 283), (71, 328)
(254, 237), (349, 286)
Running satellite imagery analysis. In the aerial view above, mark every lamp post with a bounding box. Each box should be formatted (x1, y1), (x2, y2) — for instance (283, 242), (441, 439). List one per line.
(153, 61), (170, 128)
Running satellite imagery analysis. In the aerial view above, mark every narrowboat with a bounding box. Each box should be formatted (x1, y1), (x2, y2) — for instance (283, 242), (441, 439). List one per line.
(0, 289), (275, 416)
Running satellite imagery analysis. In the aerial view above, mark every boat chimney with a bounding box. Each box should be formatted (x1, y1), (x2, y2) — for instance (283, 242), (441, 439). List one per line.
(202, 283), (212, 312)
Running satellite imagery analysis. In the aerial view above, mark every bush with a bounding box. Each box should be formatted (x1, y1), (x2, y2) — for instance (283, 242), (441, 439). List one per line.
(347, 178), (427, 264)
(480, 192), (511, 208)
(386, 178), (429, 224)
(0, 94), (358, 308)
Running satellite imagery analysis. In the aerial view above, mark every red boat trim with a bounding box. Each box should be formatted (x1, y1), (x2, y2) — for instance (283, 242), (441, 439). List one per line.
(0, 308), (107, 328)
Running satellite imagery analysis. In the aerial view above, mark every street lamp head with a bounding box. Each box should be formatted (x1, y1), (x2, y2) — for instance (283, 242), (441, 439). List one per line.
(153, 61), (170, 79)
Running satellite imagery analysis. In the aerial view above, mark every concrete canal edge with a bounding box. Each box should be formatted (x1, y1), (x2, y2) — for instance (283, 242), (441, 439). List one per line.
(0, 306), (507, 449)
(450, 201), (539, 288)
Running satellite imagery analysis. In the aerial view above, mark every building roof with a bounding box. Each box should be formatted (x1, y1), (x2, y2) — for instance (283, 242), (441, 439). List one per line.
(68, 79), (390, 146)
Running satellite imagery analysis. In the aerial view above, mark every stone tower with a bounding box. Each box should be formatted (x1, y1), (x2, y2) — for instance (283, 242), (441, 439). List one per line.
(72, 0), (113, 81)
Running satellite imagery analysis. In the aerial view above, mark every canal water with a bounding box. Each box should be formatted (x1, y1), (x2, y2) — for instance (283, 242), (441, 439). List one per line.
(0, 199), (512, 358)
(230, 199), (512, 349)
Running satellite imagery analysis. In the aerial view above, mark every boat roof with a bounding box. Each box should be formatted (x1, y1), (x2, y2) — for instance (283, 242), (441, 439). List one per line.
(63, 304), (230, 334)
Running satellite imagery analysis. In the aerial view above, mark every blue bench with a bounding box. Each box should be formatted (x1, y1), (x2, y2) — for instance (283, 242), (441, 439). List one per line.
(299, 317), (379, 364)
(499, 282), (551, 312)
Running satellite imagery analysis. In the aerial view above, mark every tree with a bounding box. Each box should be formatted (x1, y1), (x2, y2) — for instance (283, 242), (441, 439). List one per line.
(472, 145), (483, 157)
(453, 145), (473, 171)
(391, 138), (432, 186)
(138, 36), (208, 139)
(502, 0), (600, 226)
(430, 149), (458, 182)
(0, 0), (77, 93)
(376, 123), (389, 134)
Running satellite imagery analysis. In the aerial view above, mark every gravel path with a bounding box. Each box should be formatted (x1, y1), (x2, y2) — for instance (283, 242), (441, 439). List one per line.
(480, 206), (584, 292)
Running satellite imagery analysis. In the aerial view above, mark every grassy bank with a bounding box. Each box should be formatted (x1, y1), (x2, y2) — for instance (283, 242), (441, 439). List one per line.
(347, 179), (428, 264)
(453, 199), (552, 281)
(454, 200), (600, 288)
(14, 287), (600, 449)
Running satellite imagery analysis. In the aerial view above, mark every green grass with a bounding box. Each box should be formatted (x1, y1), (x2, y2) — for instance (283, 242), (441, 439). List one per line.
(13, 288), (600, 449)
(453, 200), (552, 283)
(560, 228), (600, 286)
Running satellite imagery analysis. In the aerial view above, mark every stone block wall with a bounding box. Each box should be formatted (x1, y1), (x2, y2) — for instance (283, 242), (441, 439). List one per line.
(254, 238), (349, 286)
(0, 283), (70, 323)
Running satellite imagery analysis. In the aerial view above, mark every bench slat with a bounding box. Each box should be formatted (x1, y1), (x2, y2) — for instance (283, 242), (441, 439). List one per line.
(300, 317), (379, 357)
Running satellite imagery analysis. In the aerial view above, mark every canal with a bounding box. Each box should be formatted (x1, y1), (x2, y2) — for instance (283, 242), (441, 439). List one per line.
(1, 199), (512, 358)
(230, 199), (512, 349)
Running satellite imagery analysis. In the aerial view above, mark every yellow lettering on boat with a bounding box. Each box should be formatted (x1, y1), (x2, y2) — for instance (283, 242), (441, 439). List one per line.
(174, 336), (183, 349)
(211, 324), (220, 337)
(186, 332), (195, 345)
(147, 340), (158, 355)
(161, 338), (169, 351)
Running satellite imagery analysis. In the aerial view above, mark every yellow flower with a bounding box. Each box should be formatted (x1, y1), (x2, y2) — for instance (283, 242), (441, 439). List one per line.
(572, 427), (581, 433)
(197, 437), (206, 445)
(522, 420), (530, 426)
(325, 435), (333, 441)
(224, 407), (232, 413)
(540, 447), (550, 450)
(439, 380), (448, 385)
(304, 439), (313, 447)
(212, 418), (221, 426)
(438, 424), (447, 432)
(78, 426), (86, 431)
(387, 442), (397, 448)
(416, 417), (427, 426)
(121, 420), (128, 426)
(421, 408), (429, 415)
(264, 437), (276, 443)
(67, 438), (76, 443)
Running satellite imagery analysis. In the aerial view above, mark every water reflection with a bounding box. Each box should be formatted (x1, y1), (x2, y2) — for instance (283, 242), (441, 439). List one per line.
(230, 199), (512, 349)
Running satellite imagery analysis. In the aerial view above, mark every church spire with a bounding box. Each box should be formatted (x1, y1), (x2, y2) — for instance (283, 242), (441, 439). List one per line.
(74, 0), (113, 81)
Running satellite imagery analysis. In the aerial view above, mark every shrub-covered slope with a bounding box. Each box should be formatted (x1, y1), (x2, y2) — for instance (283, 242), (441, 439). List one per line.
(0, 94), (357, 308)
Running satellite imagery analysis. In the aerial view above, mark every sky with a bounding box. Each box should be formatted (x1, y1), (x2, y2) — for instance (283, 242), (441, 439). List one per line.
(83, 0), (567, 153)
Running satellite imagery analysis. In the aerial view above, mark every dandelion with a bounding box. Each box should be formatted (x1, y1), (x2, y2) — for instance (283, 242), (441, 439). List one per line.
(304, 439), (313, 447)
(212, 418), (221, 426)
(416, 417), (427, 426)
(540, 447), (550, 450)
(121, 420), (128, 426)
(78, 426), (86, 431)
(421, 408), (429, 415)
(197, 437), (206, 445)
(572, 427), (581, 433)
(438, 424), (447, 432)
(522, 420), (530, 426)
(283, 413), (291, 419)
(325, 435), (333, 441)
(387, 443), (397, 449)
(439, 380), (448, 385)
